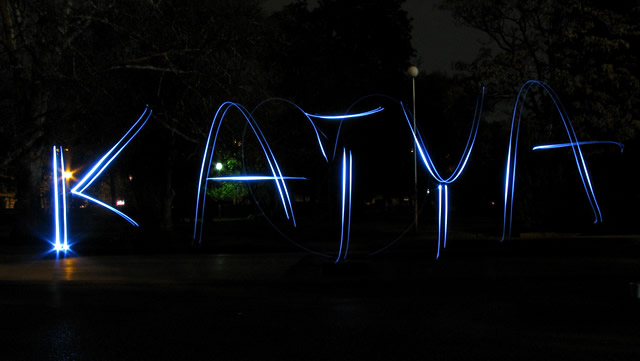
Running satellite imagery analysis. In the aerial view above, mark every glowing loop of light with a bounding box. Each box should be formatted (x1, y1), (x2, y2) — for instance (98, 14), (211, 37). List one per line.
(502, 80), (603, 240)
(402, 87), (485, 258)
(70, 107), (152, 227)
(52, 146), (69, 253)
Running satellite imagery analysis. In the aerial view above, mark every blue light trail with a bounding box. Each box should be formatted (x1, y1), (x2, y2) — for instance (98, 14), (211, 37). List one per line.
(49, 108), (150, 253)
(401, 87), (485, 258)
(402, 88), (485, 185)
(209, 92), (485, 260)
(532, 141), (624, 152)
(208, 176), (307, 181)
(305, 107), (384, 120)
(502, 80), (605, 240)
(59, 146), (69, 252)
(72, 192), (139, 226)
(251, 98), (385, 163)
(44, 81), (616, 260)
(52, 146), (60, 251)
(70, 107), (152, 226)
(335, 148), (353, 262)
(51, 146), (69, 253)
(194, 99), (380, 259)
(196, 81), (613, 260)
(322, 91), (486, 259)
(194, 102), (301, 243)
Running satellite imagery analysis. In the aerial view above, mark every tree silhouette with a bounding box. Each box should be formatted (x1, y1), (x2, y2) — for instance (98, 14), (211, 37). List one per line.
(441, 0), (640, 231)
(442, 0), (640, 142)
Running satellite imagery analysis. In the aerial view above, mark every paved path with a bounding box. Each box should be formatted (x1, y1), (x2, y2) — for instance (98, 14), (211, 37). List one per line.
(1, 237), (640, 360)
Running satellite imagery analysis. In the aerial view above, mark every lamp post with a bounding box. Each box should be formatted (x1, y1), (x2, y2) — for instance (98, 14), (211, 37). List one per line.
(215, 162), (223, 216)
(408, 66), (419, 231)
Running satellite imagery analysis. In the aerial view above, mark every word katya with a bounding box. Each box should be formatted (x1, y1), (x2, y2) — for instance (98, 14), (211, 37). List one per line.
(50, 81), (621, 260)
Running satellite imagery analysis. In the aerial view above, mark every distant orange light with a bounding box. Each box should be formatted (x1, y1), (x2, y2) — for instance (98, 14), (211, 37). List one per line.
(63, 171), (73, 180)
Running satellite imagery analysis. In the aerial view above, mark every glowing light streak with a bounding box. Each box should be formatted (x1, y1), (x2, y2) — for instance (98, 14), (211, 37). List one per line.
(403, 88), (485, 185)
(338, 149), (347, 262)
(195, 99), (377, 260)
(305, 107), (384, 120)
(197, 92), (486, 260)
(347, 151), (353, 260)
(532, 141), (624, 152)
(53, 146), (61, 251)
(401, 88), (485, 258)
(328, 91), (483, 259)
(208, 176), (307, 181)
(434, 184), (449, 259)
(239, 105), (296, 225)
(437, 184), (442, 259)
(70, 107), (152, 226)
(243, 105), (292, 215)
(52, 146), (69, 253)
(502, 80), (604, 240)
(336, 149), (353, 262)
(251, 98), (333, 162)
(194, 102), (299, 243)
(72, 107), (152, 194)
(60, 147), (69, 251)
(73, 192), (138, 226)
(443, 184), (448, 249)
(194, 104), (226, 241)
(330, 94), (413, 160)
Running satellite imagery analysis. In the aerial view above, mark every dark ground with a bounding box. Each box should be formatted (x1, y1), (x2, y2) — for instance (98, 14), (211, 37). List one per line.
(1, 233), (640, 360)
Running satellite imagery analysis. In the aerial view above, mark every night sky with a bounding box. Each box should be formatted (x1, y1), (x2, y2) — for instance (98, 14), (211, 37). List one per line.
(264, 0), (487, 73)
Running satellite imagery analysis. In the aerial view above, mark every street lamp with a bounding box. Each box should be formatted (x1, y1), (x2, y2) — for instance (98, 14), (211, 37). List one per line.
(408, 65), (419, 231)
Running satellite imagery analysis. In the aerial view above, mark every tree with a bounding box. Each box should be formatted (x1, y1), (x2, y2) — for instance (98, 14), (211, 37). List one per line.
(0, 0), (104, 237)
(78, 0), (275, 231)
(440, 0), (640, 231)
(441, 0), (640, 142)
(0, 0), (280, 238)
(271, 0), (415, 109)
(2, 0), (418, 241)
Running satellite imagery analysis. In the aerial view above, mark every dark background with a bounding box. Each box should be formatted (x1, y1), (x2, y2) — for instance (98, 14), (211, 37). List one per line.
(0, 0), (638, 254)
(1, 2), (640, 360)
